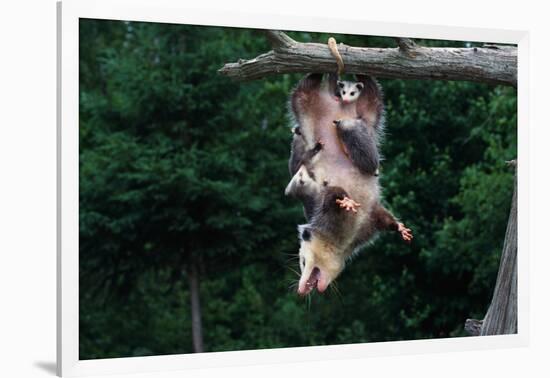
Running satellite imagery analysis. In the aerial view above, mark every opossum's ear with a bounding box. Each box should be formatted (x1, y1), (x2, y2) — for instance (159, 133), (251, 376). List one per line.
(337, 81), (345, 88)
(356, 82), (364, 91)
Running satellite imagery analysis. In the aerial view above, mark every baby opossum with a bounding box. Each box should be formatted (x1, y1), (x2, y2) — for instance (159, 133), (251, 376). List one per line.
(335, 80), (364, 104)
(287, 73), (412, 296)
(335, 74), (384, 176)
(286, 135), (325, 220)
(333, 118), (380, 177)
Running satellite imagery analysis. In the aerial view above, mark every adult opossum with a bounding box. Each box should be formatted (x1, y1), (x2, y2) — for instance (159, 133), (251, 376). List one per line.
(286, 73), (412, 296)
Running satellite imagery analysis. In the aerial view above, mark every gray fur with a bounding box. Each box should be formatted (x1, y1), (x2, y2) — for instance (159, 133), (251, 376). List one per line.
(288, 126), (307, 176)
(334, 118), (380, 176)
(285, 139), (325, 221)
(285, 164), (320, 221)
(308, 186), (357, 245)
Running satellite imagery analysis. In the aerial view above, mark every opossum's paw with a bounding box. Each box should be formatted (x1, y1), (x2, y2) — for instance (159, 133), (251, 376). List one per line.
(336, 196), (361, 213)
(333, 119), (341, 127)
(397, 222), (413, 243)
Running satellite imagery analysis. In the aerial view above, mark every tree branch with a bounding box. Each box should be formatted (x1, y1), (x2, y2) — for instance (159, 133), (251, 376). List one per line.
(264, 30), (296, 49)
(219, 31), (517, 87)
(395, 37), (418, 57)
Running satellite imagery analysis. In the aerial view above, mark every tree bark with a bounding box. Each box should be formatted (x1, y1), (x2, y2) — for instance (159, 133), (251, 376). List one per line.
(187, 257), (204, 352)
(465, 162), (517, 336)
(218, 31), (517, 87)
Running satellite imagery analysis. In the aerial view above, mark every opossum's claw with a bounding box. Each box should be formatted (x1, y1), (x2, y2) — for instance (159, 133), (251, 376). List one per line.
(333, 119), (341, 127)
(397, 222), (413, 243)
(336, 196), (361, 213)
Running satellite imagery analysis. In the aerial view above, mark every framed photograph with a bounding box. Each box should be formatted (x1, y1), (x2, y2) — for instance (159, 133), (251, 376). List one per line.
(58, 0), (529, 376)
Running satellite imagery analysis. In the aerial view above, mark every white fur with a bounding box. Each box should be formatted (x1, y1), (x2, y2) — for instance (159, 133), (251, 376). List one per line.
(337, 80), (364, 103)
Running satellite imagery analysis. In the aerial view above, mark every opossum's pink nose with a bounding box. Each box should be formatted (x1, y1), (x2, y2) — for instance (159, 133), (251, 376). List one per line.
(298, 267), (321, 296)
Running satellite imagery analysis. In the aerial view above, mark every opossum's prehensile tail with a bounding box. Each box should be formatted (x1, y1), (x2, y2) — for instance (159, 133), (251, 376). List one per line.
(328, 37), (345, 76)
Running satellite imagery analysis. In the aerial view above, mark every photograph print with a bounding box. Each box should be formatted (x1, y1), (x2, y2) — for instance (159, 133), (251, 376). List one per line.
(79, 18), (518, 359)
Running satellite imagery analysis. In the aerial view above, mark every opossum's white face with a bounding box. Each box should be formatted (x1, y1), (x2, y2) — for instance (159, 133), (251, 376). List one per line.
(296, 225), (345, 296)
(284, 164), (320, 198)
(337, 81), (364, 104)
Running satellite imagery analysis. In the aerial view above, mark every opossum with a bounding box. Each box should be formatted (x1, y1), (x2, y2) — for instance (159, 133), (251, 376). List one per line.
(336, 74), (384, 176)
(286, 73), (412, 296)
(334, 118), (380, 177)
(334, 80), (364, 104)
(285, 135), (325, 220)
(291, 74), (383, 178)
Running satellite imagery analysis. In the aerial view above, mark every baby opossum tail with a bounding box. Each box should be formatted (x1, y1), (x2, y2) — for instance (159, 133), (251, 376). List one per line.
(328, 37), (345, 76)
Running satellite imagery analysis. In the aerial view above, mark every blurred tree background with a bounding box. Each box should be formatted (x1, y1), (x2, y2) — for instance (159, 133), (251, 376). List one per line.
(79, 19), (517, 359)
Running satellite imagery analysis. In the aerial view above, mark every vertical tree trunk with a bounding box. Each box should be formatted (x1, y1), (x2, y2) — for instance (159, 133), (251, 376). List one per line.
(187, 257), (204, 353)
(465, 163), (517, 336)
(480, 169), (518, 335)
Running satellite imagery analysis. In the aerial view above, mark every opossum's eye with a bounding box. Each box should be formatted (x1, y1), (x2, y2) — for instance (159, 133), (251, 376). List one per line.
(301, 228), (311, 241)
(350, 91), (355, 96)
(342, 91), (346, 95)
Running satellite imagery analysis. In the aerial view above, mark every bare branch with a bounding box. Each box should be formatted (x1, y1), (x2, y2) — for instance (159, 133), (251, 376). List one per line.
(219, 31), (517, 86)
(263, 30), (296, 49)
(395, 37), (418, 57)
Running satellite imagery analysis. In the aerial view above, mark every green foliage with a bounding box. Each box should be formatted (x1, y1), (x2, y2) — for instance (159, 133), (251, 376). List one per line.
(79, 19), (517, 359)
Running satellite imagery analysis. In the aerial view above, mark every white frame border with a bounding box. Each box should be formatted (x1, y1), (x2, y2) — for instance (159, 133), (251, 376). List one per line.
(58, 0), (529, 376)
